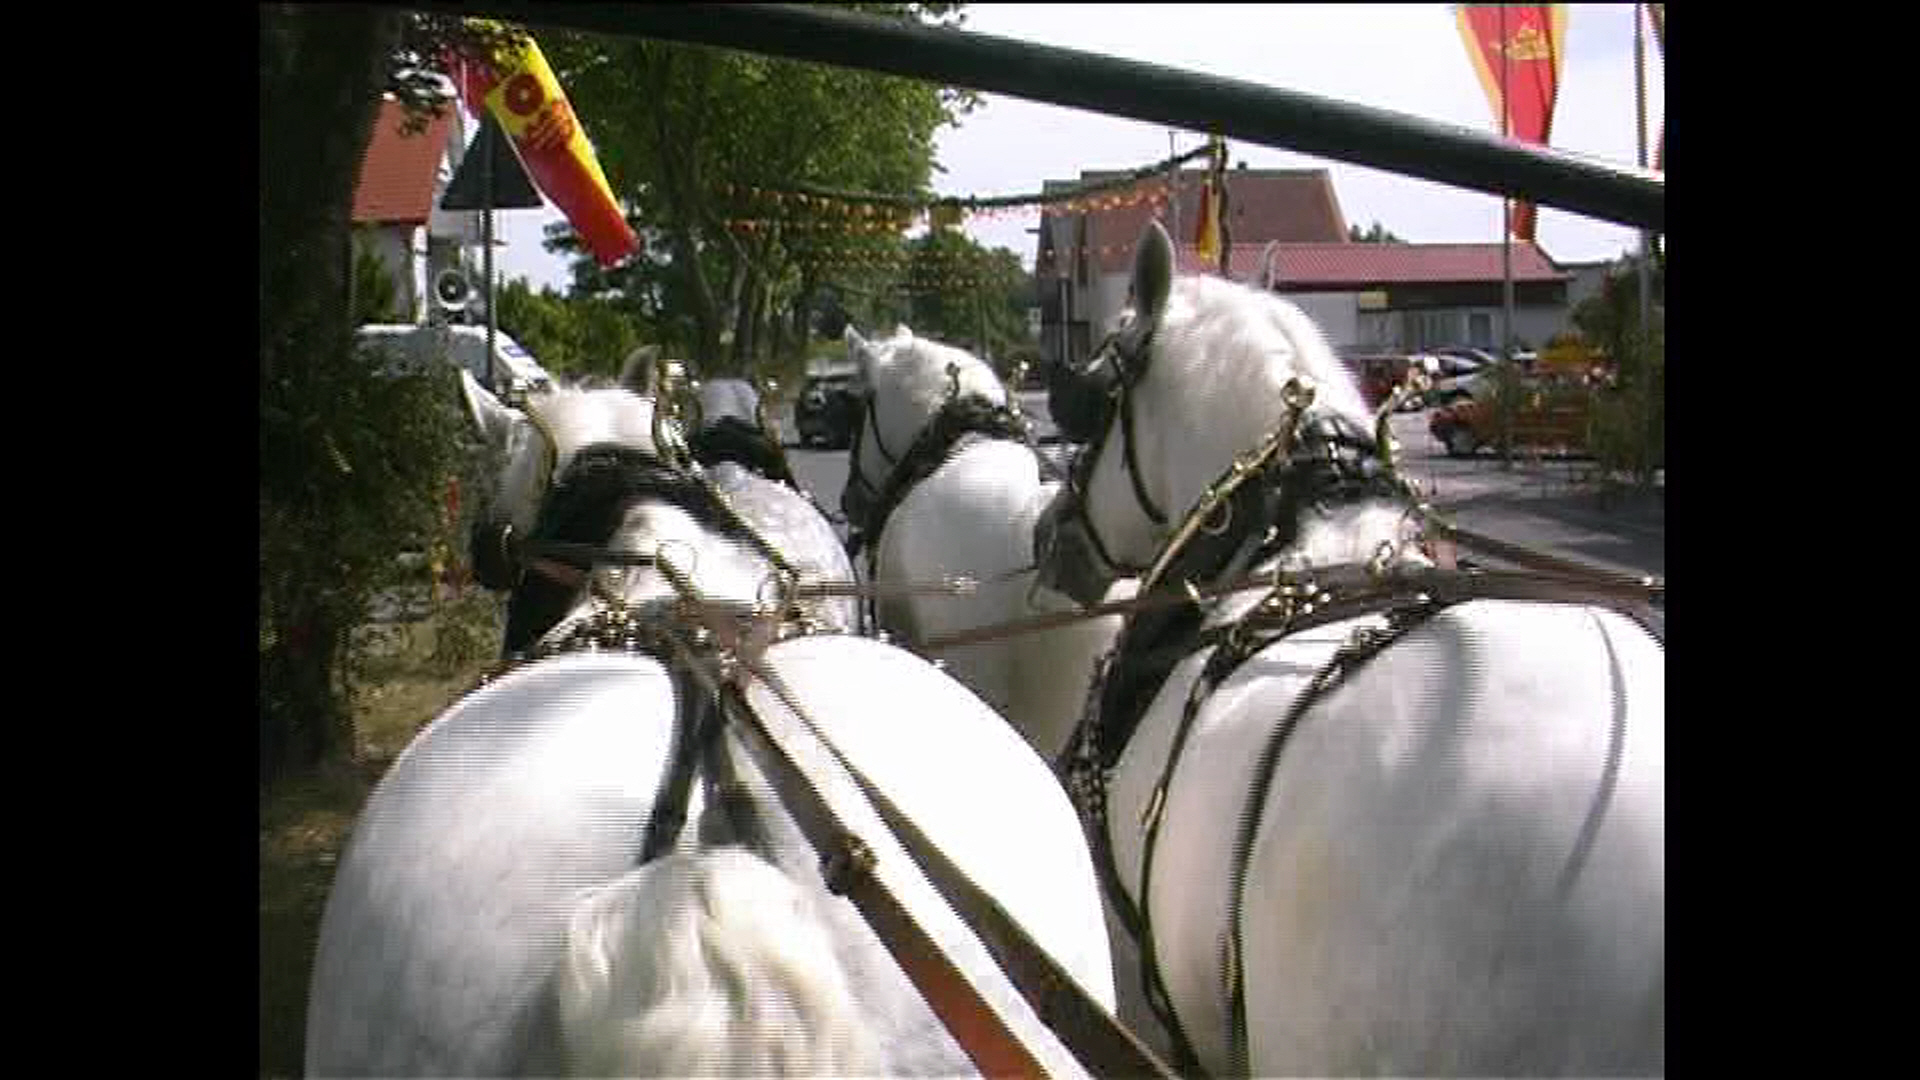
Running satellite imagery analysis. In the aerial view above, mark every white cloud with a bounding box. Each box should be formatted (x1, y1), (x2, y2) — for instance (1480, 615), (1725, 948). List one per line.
(488, 3), (1663, 291)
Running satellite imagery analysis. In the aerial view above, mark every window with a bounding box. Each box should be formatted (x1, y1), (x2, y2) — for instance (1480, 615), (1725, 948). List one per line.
(1468, 312), (1494, 349)
(1410, 312), (1463, 351)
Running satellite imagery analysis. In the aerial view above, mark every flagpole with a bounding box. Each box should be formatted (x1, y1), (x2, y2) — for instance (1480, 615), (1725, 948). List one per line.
(1635, 3), (1651, 335)
(1635, 1), (1655, 485)
(1500, 4), (1514, 367)
(1168, 130), (1180, 246)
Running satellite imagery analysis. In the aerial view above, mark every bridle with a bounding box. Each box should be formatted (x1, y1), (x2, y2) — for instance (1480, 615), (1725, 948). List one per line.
(1041, 322), (1665, 1074)
(839, 384), (904, 550)
(844, 360), (1059, 564)
(1034, 316), (1172, 608)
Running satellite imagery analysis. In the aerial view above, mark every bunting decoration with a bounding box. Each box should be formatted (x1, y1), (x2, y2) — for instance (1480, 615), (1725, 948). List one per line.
(450, 20), (638, 267)
(1455, 5), (1567, 241)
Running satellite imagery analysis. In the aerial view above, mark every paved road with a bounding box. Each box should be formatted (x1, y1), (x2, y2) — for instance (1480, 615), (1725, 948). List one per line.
(783, 396), (1663, 583)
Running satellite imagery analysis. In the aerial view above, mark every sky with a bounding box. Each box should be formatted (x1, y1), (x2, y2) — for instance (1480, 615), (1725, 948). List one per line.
(480, 3), (1664, 294)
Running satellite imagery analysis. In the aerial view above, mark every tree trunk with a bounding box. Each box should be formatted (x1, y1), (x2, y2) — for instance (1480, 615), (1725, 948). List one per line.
(641, 43), (724, 370)
(259, 4), (405, 784)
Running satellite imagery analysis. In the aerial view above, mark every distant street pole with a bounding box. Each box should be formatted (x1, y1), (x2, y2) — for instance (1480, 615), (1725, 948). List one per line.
(1500, 3), (1514, 363)
(1635, 3), (1652, 334)
(1635, 2), (1656, 485)
(483, 120), (498, 395)
(1499, 4), (1515, 466)
(1168, 130), (1180, 249)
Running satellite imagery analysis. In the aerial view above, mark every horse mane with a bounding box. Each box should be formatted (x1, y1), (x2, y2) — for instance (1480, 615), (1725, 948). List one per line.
(862, 328), (1008, 447)
(1141, 275), (1374, 517)
(548, 850), (886, 1076)
(1155, 274), (1372, 438)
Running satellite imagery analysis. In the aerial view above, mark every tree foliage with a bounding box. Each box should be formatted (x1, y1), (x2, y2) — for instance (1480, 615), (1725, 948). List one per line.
(899, 228), (1033, 360)
(538, 3), (976, 377)
(493, 277), (641, 380)
(259, 7), (523, 786)
(1348, 220), (1407, 244)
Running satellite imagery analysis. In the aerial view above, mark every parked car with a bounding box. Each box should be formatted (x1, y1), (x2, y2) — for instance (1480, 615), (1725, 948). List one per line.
(1417, 351), (1491, 409)
(795, 370), (865, 449)
(355, 323), (554, 396)
(1427, 369), (1594, 458)
(1344, 353), (1428, 412)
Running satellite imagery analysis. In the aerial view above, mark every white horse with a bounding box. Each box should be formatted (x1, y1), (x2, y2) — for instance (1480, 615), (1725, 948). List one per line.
(841, 325), (1126, 762)
(473, 358), (824, 654)
(1035, 222), (1664, 1077)
(306, 376), (1118, 1077)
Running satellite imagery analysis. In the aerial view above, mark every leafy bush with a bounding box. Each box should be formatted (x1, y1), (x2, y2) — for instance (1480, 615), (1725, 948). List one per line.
(1585, 322), (1664, 484)
(260, 331), (487, 783)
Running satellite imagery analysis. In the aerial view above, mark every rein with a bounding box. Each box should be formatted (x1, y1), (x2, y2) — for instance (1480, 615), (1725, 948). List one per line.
(467, 427), (1173, 1078)
(477, 541), (1178, 1080)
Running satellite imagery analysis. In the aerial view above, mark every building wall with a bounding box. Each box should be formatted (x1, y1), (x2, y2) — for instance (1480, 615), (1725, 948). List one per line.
(1278, 291), (1361, 352)
(359, 225), (420, 322)
(1353, 303), (1566, 353)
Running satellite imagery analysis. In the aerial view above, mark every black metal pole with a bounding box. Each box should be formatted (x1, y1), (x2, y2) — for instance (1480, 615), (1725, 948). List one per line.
(430, 1), (1662, 233)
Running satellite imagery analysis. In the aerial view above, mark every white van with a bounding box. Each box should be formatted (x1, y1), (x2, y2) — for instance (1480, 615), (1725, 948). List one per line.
(355, 324), (554, 396)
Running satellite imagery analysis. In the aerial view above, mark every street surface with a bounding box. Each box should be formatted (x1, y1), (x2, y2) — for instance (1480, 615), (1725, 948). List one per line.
(780, 393), (1664, 582)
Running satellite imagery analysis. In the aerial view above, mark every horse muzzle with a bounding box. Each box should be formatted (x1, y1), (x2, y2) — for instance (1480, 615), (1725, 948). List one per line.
(1034, 488), (1120, 610)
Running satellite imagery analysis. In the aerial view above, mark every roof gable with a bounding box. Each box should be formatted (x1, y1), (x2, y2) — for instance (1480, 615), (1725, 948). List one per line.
(352, 98), (457, 227)
(1038, 168), (1349, 277)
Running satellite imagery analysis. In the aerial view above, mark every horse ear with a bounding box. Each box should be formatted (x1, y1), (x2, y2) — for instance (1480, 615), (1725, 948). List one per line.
(459, 368), (519, 447)
(620, 345), (660, 394)
(844, 326), (866, 350)
(1131, 220), (1175, 331)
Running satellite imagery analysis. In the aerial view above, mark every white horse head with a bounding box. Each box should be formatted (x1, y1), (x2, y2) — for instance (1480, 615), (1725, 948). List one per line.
(841, 323), (1126, 763)
(456, 372), (850, 655)
(308, 374), (1120, 1077)
(1035, 221), (1665, 1076)
(1040, 220), (1385, 599)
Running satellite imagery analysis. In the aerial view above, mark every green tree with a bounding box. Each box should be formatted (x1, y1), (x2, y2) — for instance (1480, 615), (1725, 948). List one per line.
(539, 4), (974, 378)
(1573, 253), (1665, 487)
(1348, 220), (1407, 243)
(494, 277), (580, 371)
(260, 7), (523, 786)
(348, 227), (402, 324)
(901, 228), (1030, 360)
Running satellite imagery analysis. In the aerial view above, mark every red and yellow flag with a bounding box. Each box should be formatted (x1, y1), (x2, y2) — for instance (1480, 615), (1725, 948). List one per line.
(1455, 5), (1568, 241)
(451, 21), (638, 267)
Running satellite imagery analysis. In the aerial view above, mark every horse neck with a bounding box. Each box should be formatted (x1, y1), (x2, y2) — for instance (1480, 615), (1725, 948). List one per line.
(550, 502), (775, 636)
(1135, 375), (1368, 556)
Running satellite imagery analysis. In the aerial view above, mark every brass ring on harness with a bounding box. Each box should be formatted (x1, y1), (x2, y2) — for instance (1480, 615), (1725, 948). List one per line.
(1199, 497), (1234, 537)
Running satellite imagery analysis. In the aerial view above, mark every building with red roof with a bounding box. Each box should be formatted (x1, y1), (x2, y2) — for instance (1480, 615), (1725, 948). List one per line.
(350, 97), (483, 323)
(1034, 161), (1580, 361)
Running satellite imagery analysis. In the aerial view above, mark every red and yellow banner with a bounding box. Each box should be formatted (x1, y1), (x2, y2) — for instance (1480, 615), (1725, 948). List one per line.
(451, 21), (638, 267)
(1455, 4), (1567, 241)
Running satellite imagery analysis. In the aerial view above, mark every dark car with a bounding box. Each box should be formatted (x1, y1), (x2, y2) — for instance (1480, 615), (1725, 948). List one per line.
(795, 372), (865, 449)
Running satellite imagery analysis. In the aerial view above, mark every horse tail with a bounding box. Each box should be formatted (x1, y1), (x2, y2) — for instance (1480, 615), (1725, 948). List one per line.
(547, 848), (885, 1077)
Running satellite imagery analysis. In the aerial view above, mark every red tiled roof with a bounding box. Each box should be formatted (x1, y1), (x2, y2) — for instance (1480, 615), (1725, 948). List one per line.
(1039, 168), (1349, 276)
(1189, 241), (1566, 286)
(352, 99), (455, 226)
